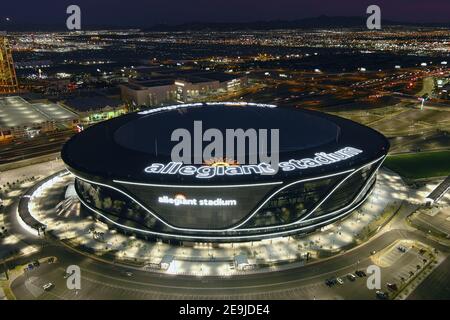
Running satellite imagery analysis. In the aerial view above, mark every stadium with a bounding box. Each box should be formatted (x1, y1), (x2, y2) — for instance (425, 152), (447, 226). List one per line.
(61, 102), (389, 242)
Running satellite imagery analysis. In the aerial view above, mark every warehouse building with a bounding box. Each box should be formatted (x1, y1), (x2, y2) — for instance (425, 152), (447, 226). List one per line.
(0, 96), (78, 141)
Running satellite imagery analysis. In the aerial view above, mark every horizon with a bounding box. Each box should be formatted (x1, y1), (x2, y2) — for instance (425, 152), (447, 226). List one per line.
(0, 14), (449, 32)
(1, 0), (450, 28)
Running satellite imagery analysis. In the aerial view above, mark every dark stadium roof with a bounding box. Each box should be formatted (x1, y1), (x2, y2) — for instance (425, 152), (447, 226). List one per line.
(62, 102), (389, 184)
(114, 104), (339, 156)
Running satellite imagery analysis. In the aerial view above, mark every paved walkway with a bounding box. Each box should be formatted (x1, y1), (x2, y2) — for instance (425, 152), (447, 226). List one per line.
(0, 158), (64, 187)
(21, 169), (407, 276)
(1, 160), (68, 263)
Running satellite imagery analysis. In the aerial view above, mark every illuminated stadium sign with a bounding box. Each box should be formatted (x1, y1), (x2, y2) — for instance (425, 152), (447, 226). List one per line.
(137, 102), (277, 116)
(144, 147), (363, 179)
(158, 195), (237, 206)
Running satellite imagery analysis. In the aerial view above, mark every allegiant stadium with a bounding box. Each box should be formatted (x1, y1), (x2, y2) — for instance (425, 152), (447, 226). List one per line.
(61, 102), (389, 242)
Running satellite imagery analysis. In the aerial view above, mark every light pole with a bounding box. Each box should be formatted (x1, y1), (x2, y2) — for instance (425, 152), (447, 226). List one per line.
(0, 257), (9, 281)
(37, 226), (47, 248)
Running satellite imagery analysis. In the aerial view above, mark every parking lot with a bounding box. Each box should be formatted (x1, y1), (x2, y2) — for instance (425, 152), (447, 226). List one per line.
(321, 240), (435, 300)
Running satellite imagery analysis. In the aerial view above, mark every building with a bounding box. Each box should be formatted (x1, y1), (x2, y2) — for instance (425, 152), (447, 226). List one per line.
(62, 94), (126, 124)
(438, 83), (450, 100)
(173, 73), (247, 104)
(0, 96), (78, 141)
(120, 71), (248, 107)
(0, 36), (18, 94)
(120, 79), (176, 107)
(61, 102), (389, 243)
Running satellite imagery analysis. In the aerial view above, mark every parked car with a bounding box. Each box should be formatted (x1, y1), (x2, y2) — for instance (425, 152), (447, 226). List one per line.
(325, 278), (336, 287)
(336, 277), (344, 285)
(346, 274), (356, 282)
(43, 283), (54, 291)
(387, 283), (398, 291)
(397, 246), (407, 253)
(355, 270), (367, 277)
(376, 290), (389, 300)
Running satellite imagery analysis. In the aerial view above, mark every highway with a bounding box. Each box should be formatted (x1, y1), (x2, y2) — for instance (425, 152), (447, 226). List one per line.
(0, 130), (74, 164)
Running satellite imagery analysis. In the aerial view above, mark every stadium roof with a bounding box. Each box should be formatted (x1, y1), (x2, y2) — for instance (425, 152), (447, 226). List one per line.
(62, 102), (389, 185)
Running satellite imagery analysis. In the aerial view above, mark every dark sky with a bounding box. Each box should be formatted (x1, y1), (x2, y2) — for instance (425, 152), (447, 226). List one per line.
(1, 0), (450, 26)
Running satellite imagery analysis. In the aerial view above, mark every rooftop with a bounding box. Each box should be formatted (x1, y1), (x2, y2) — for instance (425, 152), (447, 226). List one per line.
(64, 96), (123, 112)
(123, 70), (245, 90)
(0, 96), (78, 129)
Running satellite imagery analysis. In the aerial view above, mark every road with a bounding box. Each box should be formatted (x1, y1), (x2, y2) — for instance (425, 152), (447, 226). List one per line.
(0, 130), (74, 164)
(6, 227), (449, 300)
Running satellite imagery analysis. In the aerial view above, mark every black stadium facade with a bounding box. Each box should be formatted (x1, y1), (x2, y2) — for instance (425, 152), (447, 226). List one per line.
(61, 102), (389, 242)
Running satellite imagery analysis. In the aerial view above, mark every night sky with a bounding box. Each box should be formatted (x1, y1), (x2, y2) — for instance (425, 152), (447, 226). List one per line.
(1, 0), (450, 26)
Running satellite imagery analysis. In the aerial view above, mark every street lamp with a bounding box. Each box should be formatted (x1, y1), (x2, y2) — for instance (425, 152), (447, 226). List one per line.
(0, 256), (9, 281)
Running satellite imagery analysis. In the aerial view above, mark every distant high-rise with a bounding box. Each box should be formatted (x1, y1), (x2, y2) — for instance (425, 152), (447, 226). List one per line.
(0, 36), (18, 94)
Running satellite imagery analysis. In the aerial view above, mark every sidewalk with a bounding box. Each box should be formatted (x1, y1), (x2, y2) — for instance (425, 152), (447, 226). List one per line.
(17, 169), (408, 276)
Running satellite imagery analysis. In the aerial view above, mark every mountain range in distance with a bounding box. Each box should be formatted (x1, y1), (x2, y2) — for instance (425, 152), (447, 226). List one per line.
(1, 15), (449, 32)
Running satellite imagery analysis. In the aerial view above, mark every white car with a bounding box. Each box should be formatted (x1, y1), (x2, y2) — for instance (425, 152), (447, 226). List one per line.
(336, 277), (344, 285)
(43, 283), (54, 291)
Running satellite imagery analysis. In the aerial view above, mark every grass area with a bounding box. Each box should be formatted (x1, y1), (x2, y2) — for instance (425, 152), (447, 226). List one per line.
(384, 150), (450, 179)
(417, 77), (435, 97)
(0, 276), (16, 300)
(0, 284), (16, 300)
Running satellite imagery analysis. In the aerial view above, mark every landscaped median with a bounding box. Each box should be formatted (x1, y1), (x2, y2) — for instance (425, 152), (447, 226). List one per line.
(393, 250), (439, 300)
(0, 275), (16, 300)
